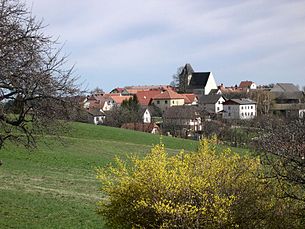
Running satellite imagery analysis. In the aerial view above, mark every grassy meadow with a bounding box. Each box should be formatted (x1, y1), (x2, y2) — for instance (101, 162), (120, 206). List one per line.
(0, 122), (198, 228)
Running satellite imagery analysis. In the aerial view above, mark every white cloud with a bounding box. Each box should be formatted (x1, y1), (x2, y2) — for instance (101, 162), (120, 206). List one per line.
(25, 0), (305, 90)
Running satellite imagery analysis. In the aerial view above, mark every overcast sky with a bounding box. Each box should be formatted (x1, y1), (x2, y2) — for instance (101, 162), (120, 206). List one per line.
(26, 0), (305, 91)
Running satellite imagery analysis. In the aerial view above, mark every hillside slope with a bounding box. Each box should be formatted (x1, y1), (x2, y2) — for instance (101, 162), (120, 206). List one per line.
(0, 122), (197, 228)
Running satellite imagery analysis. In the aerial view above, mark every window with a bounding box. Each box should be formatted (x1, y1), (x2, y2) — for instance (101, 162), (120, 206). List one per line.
(217, 107), (220, 111)
(251, 106), (253, 109)
(157, 100), (160, 104)
(228, 113), (231, 116)
(241, 106), (244, 110)
(241, 113), (244, 116)
(251, 112), (253, 116)
(172, 100), (175, 104)
(165, 100), (168, 104)
(228, 106), (231, 110)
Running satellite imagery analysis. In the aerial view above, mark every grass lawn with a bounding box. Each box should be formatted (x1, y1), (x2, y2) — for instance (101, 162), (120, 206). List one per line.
(0, 122), (198, 228)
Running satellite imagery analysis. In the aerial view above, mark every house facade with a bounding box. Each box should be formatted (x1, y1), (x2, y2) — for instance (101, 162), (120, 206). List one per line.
(150, 90), (185, 111)
(199, 94), (226, 114)
(239, 81), (257, 90)
(163, 106), (202, 137)
(88, 109), (106, 125)
(223, 99), (257, 120)
(141, 108), (152, 123)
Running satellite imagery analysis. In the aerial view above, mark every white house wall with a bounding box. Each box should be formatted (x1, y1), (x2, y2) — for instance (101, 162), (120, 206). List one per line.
(223, 104), (257, 120)
(102, 99), (115, 111)
(215, 97), (225, 113)
(152, 98), (185, 111)
(205, 73), (218, 95)
(143, 110), (151, 123)
(250, 83), (257, 90)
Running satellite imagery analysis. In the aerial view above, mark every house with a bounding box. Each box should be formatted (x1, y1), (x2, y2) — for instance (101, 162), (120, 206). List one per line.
(179, 63), (218, 95)
(163, 106), (202, 137)
(239, 81), (257, 90)
(140, 107), (152, 123)
(121, 123), (160, 134)
(150, 89), (185, 111)
(136, 89), (163, 106)
(83, 93), (132, 112)
(199, 94), (226, 114)
(181, 93), (198, 105)
(109, 94), (133, 106)
(270, 83), (305, 118)
(88, 109), (105, 125)
(83, 94), (105, 110)
(223, 98), (257, 120)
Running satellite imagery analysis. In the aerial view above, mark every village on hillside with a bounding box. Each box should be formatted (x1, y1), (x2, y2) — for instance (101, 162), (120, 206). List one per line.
(78, 63), (305, 139)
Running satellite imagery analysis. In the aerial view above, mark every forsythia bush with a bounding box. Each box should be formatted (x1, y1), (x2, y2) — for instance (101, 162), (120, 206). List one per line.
(96, 137), (304, 228)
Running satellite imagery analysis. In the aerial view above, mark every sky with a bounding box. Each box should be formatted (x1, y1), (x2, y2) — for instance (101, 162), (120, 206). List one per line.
(26, 0), (305, 92)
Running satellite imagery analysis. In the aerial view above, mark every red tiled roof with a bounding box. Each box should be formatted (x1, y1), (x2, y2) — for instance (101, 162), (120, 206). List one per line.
(239, 81), (254, 88)
(136, 90), (163, 106)
(110, 95), (132, 104)
(181, 93), (197, 104)
(153, 90), (185, 100)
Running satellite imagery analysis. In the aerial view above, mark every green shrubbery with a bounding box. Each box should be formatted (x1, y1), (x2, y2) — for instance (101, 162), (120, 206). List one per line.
(97, 137), (304, 228)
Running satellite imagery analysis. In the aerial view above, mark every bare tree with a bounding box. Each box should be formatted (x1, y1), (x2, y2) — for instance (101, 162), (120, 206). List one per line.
(249, 89), (273, 115)
(170, 66), (184, 88)
(90, 87), (104, 95)
(0, 0), (79, 150)
(255, 116), (305, 202)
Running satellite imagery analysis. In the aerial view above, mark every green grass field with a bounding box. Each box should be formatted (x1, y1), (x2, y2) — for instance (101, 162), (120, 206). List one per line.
(0, 122), (198, 228)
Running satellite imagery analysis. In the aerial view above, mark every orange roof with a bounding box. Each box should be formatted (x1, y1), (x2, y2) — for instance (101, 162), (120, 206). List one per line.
(181, 93), (197, 104)
(153, 90), (185, 100)
(136, 90), (163, 106)
(110, 95), (132, 104)
(239, 81), (254, 88)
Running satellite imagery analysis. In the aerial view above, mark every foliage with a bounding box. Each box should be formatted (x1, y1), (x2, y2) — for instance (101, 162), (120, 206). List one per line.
(97, 137), (304, 228)
(0, 0), (79, 149)
(105, 96), (141, 127)
(122, 96), (140, 112)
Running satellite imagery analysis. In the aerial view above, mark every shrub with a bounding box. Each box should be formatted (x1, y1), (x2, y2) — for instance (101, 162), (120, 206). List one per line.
(97, 138), (304, 228)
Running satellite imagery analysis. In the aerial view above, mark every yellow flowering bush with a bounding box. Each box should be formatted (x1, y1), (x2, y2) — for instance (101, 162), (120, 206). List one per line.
(96, 137), (303, 228)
